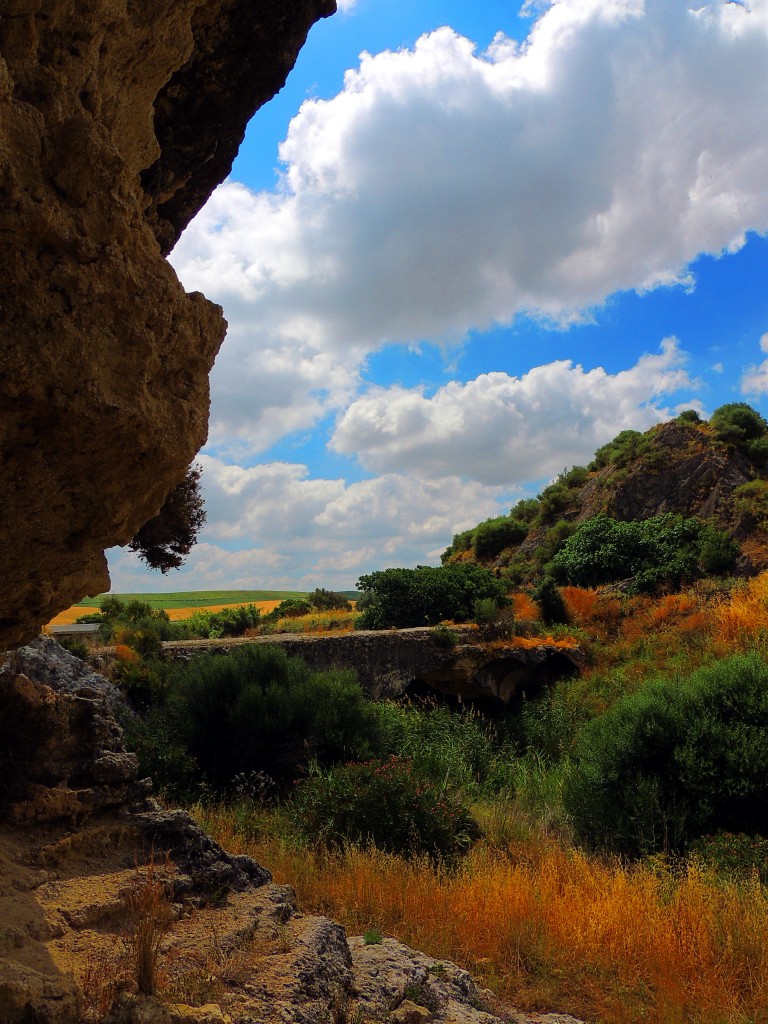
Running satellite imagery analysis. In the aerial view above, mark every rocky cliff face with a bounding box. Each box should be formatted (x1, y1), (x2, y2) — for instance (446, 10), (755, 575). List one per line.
(0, 0), (335, 651)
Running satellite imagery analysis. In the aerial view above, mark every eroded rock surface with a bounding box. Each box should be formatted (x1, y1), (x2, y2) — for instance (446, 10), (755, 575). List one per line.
(6, 634), (123, 705)
(0, 0), (335, 651)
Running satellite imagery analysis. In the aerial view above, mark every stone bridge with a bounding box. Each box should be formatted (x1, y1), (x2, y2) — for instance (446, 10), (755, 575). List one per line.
(164, 626), (584, 706)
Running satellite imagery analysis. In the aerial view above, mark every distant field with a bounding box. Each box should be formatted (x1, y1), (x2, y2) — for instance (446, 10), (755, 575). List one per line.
(49, 589), (359, 627)
(75, 590), (309, 610)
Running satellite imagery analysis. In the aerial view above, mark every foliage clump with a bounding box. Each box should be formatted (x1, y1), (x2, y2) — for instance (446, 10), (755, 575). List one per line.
(356, 563), (507, 629)
(563, 653), (768, 855)
(83, 597), (181, 655)
(129, 463), (206, 573)
(288, 756), (480, 860)
(186, 603), (261, 639)
(129, 644), (381, 795)
(550, 513), (736, 592)
(710, 402), (768, 466)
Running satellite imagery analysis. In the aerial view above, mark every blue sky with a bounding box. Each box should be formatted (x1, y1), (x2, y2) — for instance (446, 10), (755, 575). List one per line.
(108, 0), (768, 593)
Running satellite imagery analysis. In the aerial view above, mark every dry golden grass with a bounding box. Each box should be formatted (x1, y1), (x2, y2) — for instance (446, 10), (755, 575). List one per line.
(713, 574), (768, 652)
(257, 608), (358, 635)
(202, 810), (768, 1024)
(512, 592), (540, 621)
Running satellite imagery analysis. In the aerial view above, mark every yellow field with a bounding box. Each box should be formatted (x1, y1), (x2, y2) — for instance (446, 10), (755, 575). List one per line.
(47, 600), (282, 627)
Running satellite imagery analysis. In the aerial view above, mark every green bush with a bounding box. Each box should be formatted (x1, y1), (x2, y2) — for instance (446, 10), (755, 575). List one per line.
(551, 512), (729, 592)
(441, 528), (475, 563)
(473, 516), (528, 560)
(429, 624), (459, 648)
(186, 603), (261, 639)
(710, 402), (768, 446)
(94, 597), (182, 648)
(698, 526), (739, 575)
(269, 598), (313, 619)
(372, 700), (501, 798)
(537, 483), (571, 523)
(532, 578), (569, 626)
(734, 479), (768, 524)
(356, 564), (508, 630)
(557, 465), (590, 489)
(307, 588), (352, 612)
(676, 409), (703, 425)
(473, 597), (500, 626)
(589, 429), (649, 470)
(143, 645), (381, 793)
(688, 832), (768, 883)
(288, 757), (481, 860)
(563, 654), (768, 856)
(120, 704), (199, 800)
(509, 498), (541, 524)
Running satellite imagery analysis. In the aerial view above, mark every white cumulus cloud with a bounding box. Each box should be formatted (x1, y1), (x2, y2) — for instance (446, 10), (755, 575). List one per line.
(171, 0), (768, 453)
(330, 338), (695, 485)
(106, 458), (505, 592)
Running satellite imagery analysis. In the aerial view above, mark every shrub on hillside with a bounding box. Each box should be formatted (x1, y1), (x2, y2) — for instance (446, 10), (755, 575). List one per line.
(356, 564), (507, 630)
(551, 513), (735, 592)
(563, 654), (768, 856)
(733, 479), (768, 525)
(473, 516), (529, 559)
(532, 578), (570, 626)
(288, 757), (481, 860)
(537, 482), (571, 523)
(589, 429), (650, 470)
(138, 644), (381, 793)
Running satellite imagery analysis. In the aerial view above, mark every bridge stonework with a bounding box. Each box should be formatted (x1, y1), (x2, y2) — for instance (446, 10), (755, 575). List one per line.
(164, 626), (583, 705)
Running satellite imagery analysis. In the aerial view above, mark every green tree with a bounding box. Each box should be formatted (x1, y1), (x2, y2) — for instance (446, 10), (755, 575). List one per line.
(563, 654), (768, 855)
(551, 513), (732, 592)
(532, 577), (569, 626)
(308, 588), (352, 611)
(710, 402), (768, 445)
(473, 516), (528, 559)
(356, 564), (507, 630)
(129, 463), (206, 573)
(158, 644), (381, 791)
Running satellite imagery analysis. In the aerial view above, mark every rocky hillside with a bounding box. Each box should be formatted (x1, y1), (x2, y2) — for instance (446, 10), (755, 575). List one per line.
(444, 406), (768, 585)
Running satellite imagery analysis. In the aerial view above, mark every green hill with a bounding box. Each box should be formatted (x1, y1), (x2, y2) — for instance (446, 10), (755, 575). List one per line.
(443, 403), (768, 590)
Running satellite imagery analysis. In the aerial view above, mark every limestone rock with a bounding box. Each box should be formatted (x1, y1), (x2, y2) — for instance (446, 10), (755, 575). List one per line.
(392, 999), (434, 1024)
(5, 635), (123, 705)
(133, 808), (272, 897)
(0, 960), (81, 1024)
(348, 936), (504, 1024)
(0, 662), (147, 822)
(108, 993), (231, 1024)
(0, 0), (335, 651)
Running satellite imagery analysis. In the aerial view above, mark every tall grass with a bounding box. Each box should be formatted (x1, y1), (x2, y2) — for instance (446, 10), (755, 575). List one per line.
(201, 810), (768, 1024)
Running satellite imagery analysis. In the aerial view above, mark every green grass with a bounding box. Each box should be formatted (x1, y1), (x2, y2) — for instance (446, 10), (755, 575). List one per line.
(75, 590), (309, 609)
